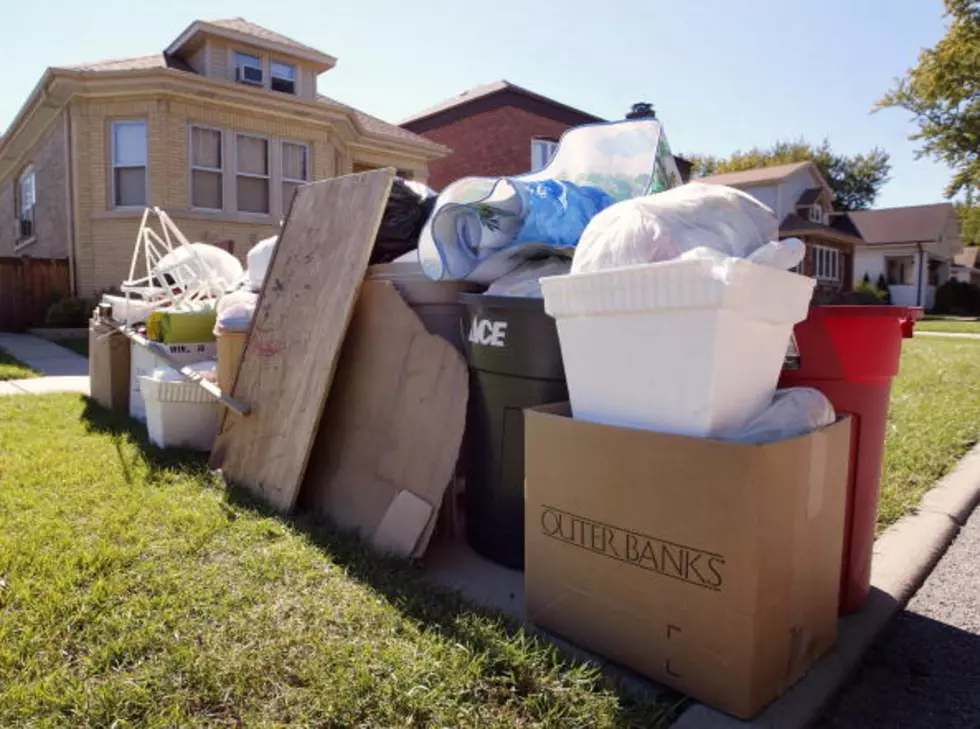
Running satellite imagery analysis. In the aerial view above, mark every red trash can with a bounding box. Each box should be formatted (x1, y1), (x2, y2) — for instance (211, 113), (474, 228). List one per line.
(779, 306), (918, 614)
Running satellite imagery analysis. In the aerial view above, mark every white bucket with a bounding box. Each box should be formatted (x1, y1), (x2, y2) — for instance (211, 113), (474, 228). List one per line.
(139, 377), (220, 451)
(540, 258), (816, 437)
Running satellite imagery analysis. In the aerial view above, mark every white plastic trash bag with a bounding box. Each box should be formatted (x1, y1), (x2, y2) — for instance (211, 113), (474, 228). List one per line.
(247, 236), (278, 289)
(572, 183), (779, 274)
(678, 239), (807, 274)
(720, 388), (835, 444)
(215, 291), (259, 333)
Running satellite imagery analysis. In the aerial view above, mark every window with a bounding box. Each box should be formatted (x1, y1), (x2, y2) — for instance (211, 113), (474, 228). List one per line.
(281, 141), (309, 211)
(812, 245), (840, 282)
(236, 134), (269, 214)
(16, 166), (36, 241)
(190, 126), (223, 209)
(111, 120), (147, 207)
(809, 204), (826, 225)
(271, 61), (296, 94)
(235, 52), (263, 85)
(530, 138), (559, 172)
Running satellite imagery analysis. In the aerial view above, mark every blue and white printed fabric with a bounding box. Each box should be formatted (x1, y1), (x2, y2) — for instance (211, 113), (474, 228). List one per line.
(416, 118), (681, 283)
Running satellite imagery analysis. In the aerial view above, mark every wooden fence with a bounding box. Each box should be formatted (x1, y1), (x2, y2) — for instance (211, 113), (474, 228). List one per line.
(0, 258), (71, 332)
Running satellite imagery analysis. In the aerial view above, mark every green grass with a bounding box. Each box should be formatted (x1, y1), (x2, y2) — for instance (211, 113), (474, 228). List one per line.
(878, 337), (980, 531)
(0, 349), (37, 381)
(0, 395), (678, 729)
(53, 338), (89, 357)
(915, 317), (980, 334)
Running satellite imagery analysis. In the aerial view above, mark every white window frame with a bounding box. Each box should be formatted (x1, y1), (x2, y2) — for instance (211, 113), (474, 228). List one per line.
(110, 119), (148, 209)
(16, 166), (36, 242)
(189, 125), (224, 211)
(530, 138), (559, 172)
(809, 204), (826, 225)
(812, 244), (840, 282)
(281, 140), (310, 210)
(235, 132), (271, 215)
(270, 60), (297, 94)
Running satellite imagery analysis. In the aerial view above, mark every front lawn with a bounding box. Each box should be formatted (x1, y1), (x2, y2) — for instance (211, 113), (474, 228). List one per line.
(915, 318), (980, 334)
(0, 395), (676, 728)
(878, 337), (980, 530)
(0, 349), (37, 381)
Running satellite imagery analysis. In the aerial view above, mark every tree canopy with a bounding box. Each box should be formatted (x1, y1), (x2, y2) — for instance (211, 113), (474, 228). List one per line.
(687, 139), (891, 211)
(876, 0), (980, 199)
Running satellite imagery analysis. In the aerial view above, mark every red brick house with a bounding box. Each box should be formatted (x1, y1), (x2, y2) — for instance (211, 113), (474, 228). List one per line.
(401, 81), (691, 191)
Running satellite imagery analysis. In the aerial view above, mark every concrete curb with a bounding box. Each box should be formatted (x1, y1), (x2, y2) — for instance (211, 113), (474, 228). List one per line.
(671, 441), (980, 729)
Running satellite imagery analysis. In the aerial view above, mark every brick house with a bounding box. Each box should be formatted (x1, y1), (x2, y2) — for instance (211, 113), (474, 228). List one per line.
(400, 81), (691, 191)
(0, 18), (448, 296)
(695, 161), (864, 293)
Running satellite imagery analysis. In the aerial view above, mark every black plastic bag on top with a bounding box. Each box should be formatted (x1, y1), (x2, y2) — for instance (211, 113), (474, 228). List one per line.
(370, 178), (436, 265)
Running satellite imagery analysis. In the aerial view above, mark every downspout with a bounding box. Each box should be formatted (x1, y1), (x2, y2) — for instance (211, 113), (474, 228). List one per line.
(915, 243), (924, 308)
(63, 106), (77, 296)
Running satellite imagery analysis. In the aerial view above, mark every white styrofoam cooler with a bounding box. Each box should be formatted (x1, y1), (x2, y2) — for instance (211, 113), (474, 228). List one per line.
(139, 377), (221, 451)
(130, 341), (217, 422)
(540, 257), (816, 438)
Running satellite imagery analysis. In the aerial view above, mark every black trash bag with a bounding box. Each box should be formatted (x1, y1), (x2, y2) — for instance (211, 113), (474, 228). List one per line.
(370, 178), (436, 265)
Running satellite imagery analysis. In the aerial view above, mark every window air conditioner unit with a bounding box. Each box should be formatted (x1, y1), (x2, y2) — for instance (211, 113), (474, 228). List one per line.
(236, 66), (263, 85)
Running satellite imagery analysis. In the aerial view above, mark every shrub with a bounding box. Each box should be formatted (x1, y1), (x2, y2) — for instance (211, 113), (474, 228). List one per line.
(853, 280), (890, 303)
(933, 279), (980, 315)
(44, 296), (98, 328)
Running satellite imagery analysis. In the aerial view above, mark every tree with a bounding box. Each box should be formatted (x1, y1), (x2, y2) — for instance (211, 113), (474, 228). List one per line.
(876, 0), (980, 199)
(686, 139), (891, 211)
(956, 192), (980, 244)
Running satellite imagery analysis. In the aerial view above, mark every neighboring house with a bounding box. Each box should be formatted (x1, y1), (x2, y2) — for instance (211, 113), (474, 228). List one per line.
(0, 18), (448, 297)
(952, 245), (980, 286)
(695, 161), (863, 294)
(400, 81), (692, 191)
(848, 203), (962, 309)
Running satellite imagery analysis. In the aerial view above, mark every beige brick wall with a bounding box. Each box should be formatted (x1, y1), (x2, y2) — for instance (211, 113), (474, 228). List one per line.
(71, 93), (424, 295)
(0, 111), (69, 259)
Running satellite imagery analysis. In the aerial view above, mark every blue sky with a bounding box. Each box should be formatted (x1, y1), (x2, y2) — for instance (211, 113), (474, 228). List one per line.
(2, 0), (950, 208)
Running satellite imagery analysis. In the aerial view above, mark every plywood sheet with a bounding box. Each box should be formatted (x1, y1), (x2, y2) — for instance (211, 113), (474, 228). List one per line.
(300, 280), (467, 554)
(210, 169), (394, 512)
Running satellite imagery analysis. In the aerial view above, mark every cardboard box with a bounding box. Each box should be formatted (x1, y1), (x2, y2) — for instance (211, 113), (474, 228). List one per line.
(216, 331), (247, 394)
(524, 404), (850, 719)
(89, 319), (131, 413)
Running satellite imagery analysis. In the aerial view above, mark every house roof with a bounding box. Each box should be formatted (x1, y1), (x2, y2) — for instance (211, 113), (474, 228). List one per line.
(779, 213), (863, 246)
(49, 51), (438, 152)
(694, 161), (814, 189)
(165, 18), (337, 70)
(955, 246), (980, 268)
(847, 203), (955, 245)
(795, 187), (823, 206)
(400, 80), (604, 126)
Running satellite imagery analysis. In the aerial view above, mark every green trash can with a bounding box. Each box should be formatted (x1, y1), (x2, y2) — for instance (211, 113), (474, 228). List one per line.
(459, 293), (568, 570)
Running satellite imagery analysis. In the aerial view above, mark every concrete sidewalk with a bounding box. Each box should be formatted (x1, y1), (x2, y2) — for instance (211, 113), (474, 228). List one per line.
(915, 330), (980, 339)
(818, 506), (980, 728)
(0, 333), (89, 395)
(0, 333), (88, 376)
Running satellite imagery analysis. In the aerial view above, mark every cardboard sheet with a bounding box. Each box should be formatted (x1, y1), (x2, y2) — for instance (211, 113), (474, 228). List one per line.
(300, 280), (467, 557)
(210, 169), (394, 512)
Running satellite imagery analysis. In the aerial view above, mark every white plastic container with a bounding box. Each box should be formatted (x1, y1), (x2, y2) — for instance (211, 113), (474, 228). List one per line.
(139, 376), (220, 451)
(130, 341), (217, 421)
(540, 257), (816, 438)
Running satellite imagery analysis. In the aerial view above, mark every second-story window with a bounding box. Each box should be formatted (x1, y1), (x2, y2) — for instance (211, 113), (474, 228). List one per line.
(282, 141), (309, 210)
(530, 138), (559, 172)
(111, 120), (147, 208)
(191, 126), (223, 210)
(271, 61), (297, 94)
(236, 134), (270, 214)
(235, 52), (263, 86)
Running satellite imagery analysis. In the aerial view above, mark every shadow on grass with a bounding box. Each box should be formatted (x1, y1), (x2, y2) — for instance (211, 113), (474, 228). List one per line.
(78, 397), (684, 727)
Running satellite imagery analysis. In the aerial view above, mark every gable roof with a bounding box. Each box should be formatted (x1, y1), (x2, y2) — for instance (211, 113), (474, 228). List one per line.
(166, 18), (336, 70)
(847, 203), (955, 245)
(795, 187), (823, 206)
(694, 161), (815, 189)
(400, 80), (603, 126)
(955, 246), (980, 268)
(779, 213), (863, 247)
